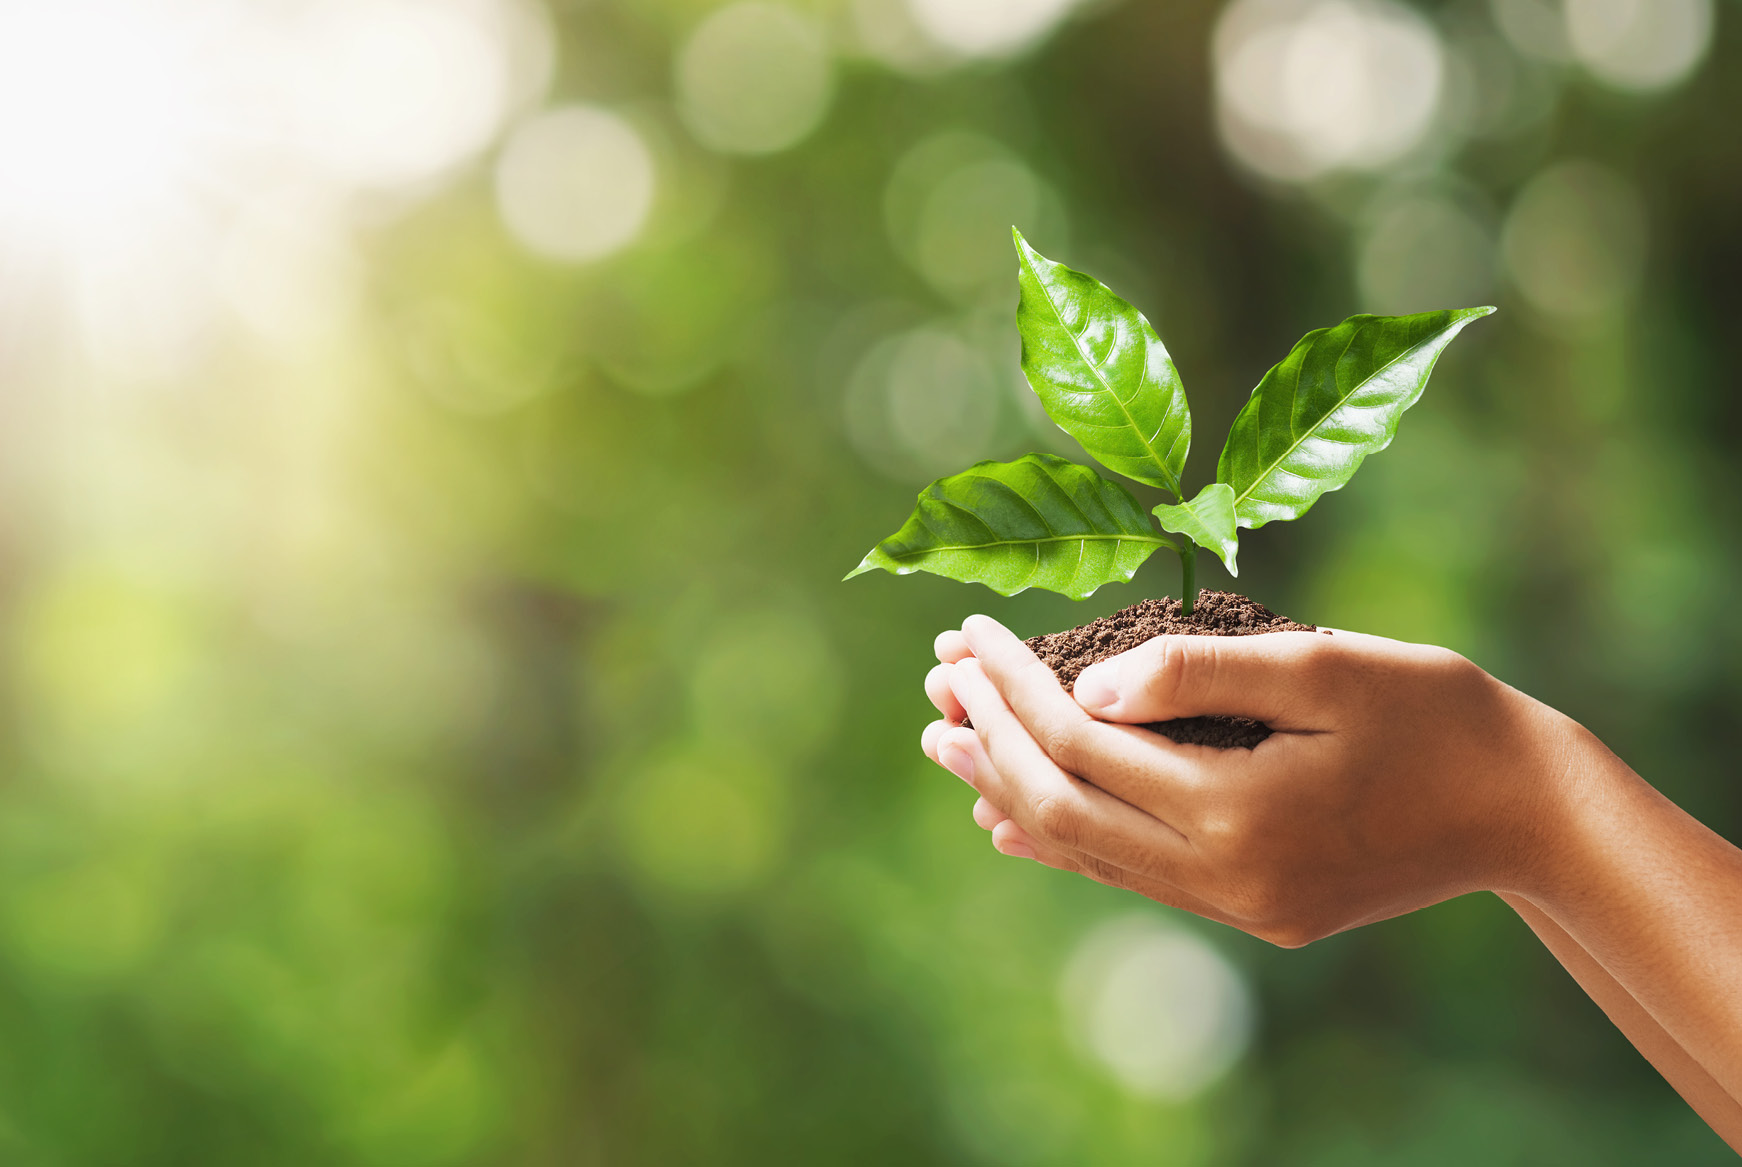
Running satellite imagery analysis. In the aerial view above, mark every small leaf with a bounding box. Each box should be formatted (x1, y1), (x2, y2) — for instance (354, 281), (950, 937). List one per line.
(844, 453), (1175, 600)
(1218, 307), (1495, 529)
(1014, 230), (1190, 495)
(1152, 483), (1239, 577)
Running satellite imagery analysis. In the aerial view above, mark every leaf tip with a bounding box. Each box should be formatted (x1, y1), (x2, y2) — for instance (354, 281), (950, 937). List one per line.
(842, 553), (882, 582)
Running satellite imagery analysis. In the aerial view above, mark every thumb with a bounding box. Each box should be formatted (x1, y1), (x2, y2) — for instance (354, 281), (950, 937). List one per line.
(1071, 631), (1332, 727)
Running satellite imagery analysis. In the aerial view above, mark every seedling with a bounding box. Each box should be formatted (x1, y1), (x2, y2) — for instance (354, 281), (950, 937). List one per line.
(847, 230), (1493, 613)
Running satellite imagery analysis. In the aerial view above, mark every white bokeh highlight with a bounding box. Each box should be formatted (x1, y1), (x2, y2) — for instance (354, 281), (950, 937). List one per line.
(1214, 0), (1445, 182)
(1060, 915), (1254, 1100)
(676, 4), (835, 156)
(905, 0), (1083, 59)
(495, 106), (656, 264)
(1565, 0), (1713, 93)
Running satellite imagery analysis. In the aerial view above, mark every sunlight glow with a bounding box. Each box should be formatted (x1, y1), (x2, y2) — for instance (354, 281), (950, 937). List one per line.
(0, 3), (205, 233)
(0, 0), (548, 370)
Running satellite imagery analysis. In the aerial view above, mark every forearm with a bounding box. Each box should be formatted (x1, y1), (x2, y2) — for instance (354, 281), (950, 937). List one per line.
(1498, 891), (1742, 1150)
(1519, 732), (1742, 1114)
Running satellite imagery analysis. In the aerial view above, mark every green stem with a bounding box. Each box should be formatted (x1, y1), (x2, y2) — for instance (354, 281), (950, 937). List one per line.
(1179, 540), (1198, 615)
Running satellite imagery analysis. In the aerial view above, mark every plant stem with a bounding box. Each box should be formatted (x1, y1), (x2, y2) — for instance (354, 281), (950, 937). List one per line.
(1179, 540), (1198, 615)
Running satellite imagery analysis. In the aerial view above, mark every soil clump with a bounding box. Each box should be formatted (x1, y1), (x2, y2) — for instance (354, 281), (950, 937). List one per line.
(1025, 591), (1322, 750)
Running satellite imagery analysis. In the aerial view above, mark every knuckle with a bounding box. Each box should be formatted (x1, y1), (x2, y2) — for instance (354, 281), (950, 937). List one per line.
(1293, 635), (1345, 688)
(1028, 793), (1081, 848)
(1149, 637), (1197, 711)
(1032, 711), (1093, 773)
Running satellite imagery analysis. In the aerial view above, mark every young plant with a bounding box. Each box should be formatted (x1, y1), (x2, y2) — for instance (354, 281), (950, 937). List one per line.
(846, 230), (1493, 612)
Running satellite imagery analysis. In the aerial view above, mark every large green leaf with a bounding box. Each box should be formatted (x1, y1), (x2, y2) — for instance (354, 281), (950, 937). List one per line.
(844, 453), (1174, 600)
(1152, 483), (1239, 577)
(1218, 307), (1495, 529)
(1013, 230), (1190, 496)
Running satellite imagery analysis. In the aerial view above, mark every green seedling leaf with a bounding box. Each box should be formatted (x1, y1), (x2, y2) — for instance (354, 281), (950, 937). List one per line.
(1014, 230), (1190, 496)
(1152, 483), (1239, 577)
(845, 453), (1175, 600)
(1217, 307), (1495, 529)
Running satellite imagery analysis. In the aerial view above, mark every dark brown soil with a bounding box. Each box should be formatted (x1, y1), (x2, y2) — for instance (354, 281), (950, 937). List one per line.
(1026, 591), (1322, 750)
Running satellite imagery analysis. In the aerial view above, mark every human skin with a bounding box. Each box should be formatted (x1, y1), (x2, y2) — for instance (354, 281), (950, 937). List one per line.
(919, 615), (1742, 1151)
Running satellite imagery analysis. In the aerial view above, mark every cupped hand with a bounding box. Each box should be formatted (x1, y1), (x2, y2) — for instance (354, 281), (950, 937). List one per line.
(920, 614), (1587, 947)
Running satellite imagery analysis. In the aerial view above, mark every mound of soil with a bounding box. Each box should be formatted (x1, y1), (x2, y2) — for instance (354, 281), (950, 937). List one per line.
(1024, 591), (1322, 750)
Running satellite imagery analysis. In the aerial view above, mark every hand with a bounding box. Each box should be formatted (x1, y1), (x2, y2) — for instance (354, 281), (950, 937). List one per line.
(921, 615), (1742, 1148)
(920, 615), (1586, 947)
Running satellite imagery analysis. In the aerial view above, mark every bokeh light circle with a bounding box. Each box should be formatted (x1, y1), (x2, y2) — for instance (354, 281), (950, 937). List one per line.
(1214, 0), (1444, 182)
(1501, 160), (1647, 323)
(495, 105), (656, 264)
(883, 131), (1069, 303)
(905, 0), (1082, 59)
(676, 3), (835, 156)
(843, 326), (1002, 480)
(1060, 914), (1254, 1099)
(1564, 0), (1713, 93)
(1488, 0), (1570, 61)
(1356, 189), (1496, 314)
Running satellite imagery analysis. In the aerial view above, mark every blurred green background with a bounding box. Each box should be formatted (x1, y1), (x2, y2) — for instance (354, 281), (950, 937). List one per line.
(0, 0), (1736, 1161)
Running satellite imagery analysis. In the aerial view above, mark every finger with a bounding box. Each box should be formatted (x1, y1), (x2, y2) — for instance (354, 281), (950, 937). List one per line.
(987, 819), (1247, 925)
(922, 718), (952, 764)
(958, 614), (1227, 823)
(934, 630), (972, 664)
(989, 819), (1039, 861)
(925, 663), (967, 723)
(1067, 629), (1337, 728)
(988, 819), (1085, 870)
(943, 662), (1200, 889)
(971, 792), (1108, 873)
(972, 796), (1007, 831)
(960, 739), (1246, 926)
(940, 720), (1162, 881)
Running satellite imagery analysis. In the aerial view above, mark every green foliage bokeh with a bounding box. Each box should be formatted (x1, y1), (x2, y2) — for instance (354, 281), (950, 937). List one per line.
(0, 1), (1738, 1163)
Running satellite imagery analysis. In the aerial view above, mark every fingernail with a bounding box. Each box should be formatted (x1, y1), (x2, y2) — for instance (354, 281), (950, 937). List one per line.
(939, 744), (975, 786)
(1000, 842), (1037, 861)
(1074, 661), (1118, 712)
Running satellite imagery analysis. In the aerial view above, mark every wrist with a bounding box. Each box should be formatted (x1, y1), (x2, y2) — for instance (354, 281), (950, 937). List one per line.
(1501, 714), (1642, 911)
